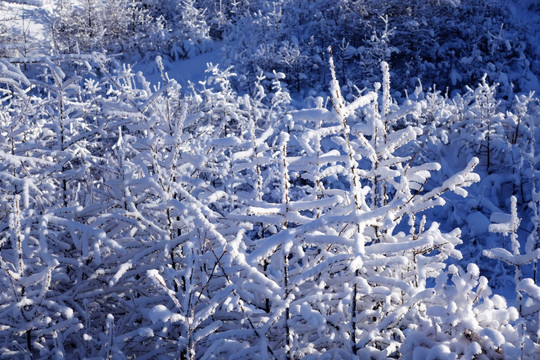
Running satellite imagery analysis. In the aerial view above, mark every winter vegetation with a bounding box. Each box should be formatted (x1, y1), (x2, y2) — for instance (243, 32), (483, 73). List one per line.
(1, 0), (540, 358)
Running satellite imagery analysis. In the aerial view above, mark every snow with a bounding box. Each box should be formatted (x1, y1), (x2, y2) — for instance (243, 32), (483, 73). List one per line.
(518, 278), (540, 300)
(465, 211), (490, 236)
(149, 304), (173, 323)
(137, 327), (154, 337)
(425, 345), (452, 360)
(137, 47), (226, 88)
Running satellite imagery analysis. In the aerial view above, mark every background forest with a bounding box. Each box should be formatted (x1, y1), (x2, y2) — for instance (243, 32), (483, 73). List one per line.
(0, 0), (540, 358)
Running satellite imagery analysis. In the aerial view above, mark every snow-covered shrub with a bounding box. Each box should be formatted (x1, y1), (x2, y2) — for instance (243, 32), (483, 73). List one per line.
(402, 263), (521, 359)
(483, 196), (540, 358)
(217, 53), (490, 358)
(402, 80), (540, 303)
(52, 0), (107, 53)
(0, 3), (21, 58)
(59, 58), (295, 358)
(169, 0), (213, 59)
(84, 58), (233, 358)
(0, 59), (92, 358)
(51, 0), (167, 57)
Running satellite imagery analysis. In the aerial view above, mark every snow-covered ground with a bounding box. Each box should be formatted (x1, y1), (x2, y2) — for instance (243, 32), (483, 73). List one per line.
(134, 45), (225, 88)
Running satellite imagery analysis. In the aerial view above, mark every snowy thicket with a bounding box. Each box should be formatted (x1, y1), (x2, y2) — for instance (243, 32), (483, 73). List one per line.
(1, 0), (540, 359)
(0, 50), (536, 358)
(3, 0), (537, 94)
